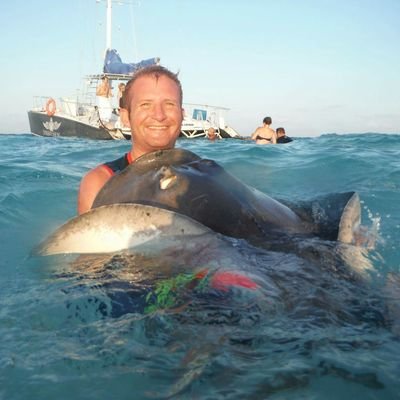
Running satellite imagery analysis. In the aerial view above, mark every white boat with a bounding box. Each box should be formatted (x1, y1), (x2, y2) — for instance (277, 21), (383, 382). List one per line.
(181, 103), (241, 139)
(28, 1), (241, 141)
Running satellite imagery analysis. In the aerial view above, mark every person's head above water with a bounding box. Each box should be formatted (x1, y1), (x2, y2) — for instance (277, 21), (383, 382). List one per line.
(119, 65), (184, 159)
(208, 127), (217, 140)
(263, 116), (272, 126)
(276, 127), (286, 137)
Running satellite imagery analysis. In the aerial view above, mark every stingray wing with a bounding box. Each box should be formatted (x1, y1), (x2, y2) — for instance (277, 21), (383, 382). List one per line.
(34, 204), (212, 256)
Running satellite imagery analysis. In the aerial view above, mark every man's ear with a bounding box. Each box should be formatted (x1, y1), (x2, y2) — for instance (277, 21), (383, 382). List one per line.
(119, 108), (130, 128)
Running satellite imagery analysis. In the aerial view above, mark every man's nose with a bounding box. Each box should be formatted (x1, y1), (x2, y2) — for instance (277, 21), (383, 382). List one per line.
(151, 103), (167, 120)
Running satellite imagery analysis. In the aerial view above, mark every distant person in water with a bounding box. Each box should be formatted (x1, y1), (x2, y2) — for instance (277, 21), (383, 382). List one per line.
(251, 116), (276, 144)
(276, 127), (293, 143)
(207, 127), (218, 141)
(78, 65), (184, 215)
(96, 76), (113, 123)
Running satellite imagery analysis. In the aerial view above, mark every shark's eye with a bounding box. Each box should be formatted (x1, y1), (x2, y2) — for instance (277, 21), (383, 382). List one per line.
(160, 175), (177, 190)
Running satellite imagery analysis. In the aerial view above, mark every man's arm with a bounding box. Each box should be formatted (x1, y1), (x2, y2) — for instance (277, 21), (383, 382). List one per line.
(77, 165), (113, 215)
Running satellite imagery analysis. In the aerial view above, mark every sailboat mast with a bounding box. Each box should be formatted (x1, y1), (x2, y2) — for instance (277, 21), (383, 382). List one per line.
(106, 0), (112, 50)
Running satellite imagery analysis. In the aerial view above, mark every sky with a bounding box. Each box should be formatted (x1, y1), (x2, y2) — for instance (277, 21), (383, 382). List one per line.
(1, 0), (399, 137)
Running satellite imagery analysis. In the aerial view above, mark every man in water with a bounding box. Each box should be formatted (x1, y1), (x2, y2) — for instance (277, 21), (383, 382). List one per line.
(251, 116), (277, 144)
(207, 127), (218, 141)
(276, 127), (293, 144)
(77, 65), (184, 215)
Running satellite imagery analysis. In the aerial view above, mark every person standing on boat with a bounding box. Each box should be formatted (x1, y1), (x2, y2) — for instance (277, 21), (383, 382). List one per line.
(77, 65), (184, 215)
(96, 76), (113, 123)
(117, 83), (126, 110)
(114, 82), (127, 129)
(251, 116), (277, 144)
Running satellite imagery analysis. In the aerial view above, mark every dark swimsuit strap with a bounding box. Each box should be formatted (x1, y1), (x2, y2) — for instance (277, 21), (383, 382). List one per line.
(102, 152), (134, 175)
(256, 136), (271, 141)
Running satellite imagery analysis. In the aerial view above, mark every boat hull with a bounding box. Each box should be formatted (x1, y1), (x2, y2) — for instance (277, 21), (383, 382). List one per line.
(28, 110), (240, 141)
(28, 111), (117, 140)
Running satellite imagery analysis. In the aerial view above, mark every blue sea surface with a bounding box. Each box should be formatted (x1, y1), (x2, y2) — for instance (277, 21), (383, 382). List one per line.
(0, 133), (399, 399)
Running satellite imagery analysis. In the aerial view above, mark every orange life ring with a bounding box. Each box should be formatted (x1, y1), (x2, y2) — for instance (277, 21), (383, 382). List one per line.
(45, 98), (56, 117)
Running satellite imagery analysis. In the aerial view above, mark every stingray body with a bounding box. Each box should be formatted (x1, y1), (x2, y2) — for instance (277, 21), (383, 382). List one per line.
(33, 150), (400, 396)
(36, 149), (363, 257)
(93, 149), (359, 245)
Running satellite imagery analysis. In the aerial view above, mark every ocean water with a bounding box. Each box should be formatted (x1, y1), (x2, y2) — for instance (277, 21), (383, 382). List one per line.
(0, 133), (399, 399)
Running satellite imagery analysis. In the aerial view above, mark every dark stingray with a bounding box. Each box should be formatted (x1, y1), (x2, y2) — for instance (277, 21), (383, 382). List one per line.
(93, 148), (360, 245)
(33, 149), (400, 397)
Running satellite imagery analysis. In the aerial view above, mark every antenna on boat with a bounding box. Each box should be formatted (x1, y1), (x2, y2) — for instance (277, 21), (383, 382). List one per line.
(129, 1), (139, 61)
(106, 0), (112, 50)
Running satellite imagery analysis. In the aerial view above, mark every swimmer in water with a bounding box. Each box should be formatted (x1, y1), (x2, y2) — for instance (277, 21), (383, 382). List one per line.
(251, 116), (277, 144)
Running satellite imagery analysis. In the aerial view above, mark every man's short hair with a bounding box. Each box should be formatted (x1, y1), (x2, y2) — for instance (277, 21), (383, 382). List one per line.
(122, 65), (183, 110)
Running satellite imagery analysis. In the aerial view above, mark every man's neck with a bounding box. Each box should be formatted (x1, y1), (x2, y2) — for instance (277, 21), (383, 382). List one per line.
(130, 147), (145, 161)
(130, 146), (173, 161)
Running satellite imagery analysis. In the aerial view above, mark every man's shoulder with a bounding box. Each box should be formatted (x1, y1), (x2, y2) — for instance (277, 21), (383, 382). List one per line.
(277, 136), (293, 143)
(103, 154), (130, 174)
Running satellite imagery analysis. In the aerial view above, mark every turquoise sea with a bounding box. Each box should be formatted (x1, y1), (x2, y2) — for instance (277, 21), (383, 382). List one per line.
(0, 133), (399, 399)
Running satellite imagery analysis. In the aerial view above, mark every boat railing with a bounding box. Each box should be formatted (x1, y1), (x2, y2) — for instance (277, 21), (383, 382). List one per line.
(59, 97), (101, 117)
(183, 103), (230, 114)
(31, 96), (52, 112)
(86, 73), (134, 81)
(31, 95), (104, 120)
(183, 103), (230, 129)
